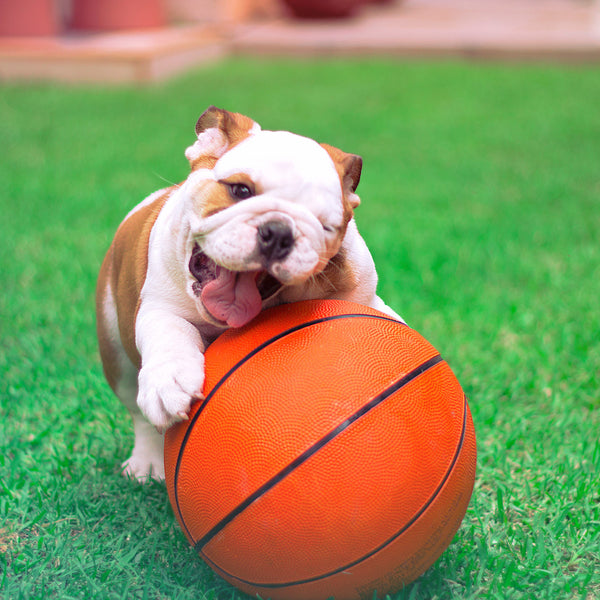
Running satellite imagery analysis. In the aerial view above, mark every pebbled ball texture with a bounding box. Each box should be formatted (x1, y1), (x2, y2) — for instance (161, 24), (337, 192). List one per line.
(165, 299), (476, 600)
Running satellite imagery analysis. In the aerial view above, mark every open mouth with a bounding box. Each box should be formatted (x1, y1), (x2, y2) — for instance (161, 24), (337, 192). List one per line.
(189, 244), (282, 328)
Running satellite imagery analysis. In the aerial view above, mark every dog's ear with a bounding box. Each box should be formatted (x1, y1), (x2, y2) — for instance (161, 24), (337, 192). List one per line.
(321, 143), (362, 209)
(185, 106), (260, 170)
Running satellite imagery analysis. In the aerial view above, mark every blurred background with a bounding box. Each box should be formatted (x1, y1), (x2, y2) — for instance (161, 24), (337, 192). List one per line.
(1, 0), (600, 83)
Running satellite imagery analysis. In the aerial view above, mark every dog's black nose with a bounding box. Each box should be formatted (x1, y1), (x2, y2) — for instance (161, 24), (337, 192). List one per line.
(257, 221), (294, 262)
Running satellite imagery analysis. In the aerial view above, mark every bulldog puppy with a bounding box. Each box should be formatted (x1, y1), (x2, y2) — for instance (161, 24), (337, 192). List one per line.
(96, 106), (403, 482)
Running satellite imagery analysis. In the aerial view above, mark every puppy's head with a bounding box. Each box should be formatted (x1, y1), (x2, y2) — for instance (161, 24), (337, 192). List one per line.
(182, 106), (362, 328)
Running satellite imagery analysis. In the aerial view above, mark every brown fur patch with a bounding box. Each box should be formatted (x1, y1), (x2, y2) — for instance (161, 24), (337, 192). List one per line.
(96, 252), (122, 390)
(189, 154), (222, 172)
(219, 172), (260, 195)
(188, 107), (259, 172)
(316, 247), (358, 296)
(320, 143), (363, 227)
(97, 189), (172, 373)
(196, 180), (236, 218)
(193, 172), (262, 218)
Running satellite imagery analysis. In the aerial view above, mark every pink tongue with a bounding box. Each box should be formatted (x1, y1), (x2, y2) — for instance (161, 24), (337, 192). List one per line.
(201, 267), (263, 328)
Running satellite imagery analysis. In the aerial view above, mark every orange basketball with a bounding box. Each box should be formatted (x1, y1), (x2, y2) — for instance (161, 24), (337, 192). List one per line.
(164, 299), (476, 600)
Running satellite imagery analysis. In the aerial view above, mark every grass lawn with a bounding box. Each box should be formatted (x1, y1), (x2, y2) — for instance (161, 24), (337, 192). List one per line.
(1, 58), (599, 600)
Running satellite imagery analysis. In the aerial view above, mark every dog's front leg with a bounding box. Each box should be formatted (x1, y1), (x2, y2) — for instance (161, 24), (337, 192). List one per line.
(121, 305), (205, 482)
(335, 220), (406, 324)
(135, 304), (206, 433)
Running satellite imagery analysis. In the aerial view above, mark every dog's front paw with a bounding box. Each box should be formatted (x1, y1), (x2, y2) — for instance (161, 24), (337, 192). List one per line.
(137, 354), (205, 432)
(122, 418), (166, 482)
(122, 453), (165, 482)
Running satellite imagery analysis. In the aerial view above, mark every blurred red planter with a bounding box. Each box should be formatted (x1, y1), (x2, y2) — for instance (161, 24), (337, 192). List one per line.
(282, 0), (365, 19)
(0, 0), (60, 36)
(70, 0), (166, 31)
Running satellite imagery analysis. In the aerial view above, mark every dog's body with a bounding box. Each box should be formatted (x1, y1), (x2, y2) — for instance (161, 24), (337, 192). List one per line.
(96, 107), (402, 481)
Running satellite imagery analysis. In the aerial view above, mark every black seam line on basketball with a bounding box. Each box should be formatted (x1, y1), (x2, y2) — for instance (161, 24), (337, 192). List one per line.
(201, 390), (468, 590)
(174, 313), (405, 543)
(173, 312), (405, 544)
(192, 353), (443, 554)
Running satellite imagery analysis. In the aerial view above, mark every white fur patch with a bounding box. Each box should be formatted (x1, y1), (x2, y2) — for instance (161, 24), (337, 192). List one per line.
(214, 131), (345, 227)
(185, 127), (229, 163)
(248, 122), (262, 135)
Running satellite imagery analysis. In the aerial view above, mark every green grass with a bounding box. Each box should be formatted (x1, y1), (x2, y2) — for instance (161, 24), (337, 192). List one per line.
(1, 58), (599, 599)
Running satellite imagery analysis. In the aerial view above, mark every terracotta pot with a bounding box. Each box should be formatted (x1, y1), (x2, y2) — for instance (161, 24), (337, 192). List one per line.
(0, 0), (60, 36)
(281, 0), (365, 19)
(70, 0), (166, 31)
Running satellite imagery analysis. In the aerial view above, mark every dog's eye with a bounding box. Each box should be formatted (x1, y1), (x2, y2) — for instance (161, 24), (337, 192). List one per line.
(323, 224), (336, 233)
(228, 183), (254, 201)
